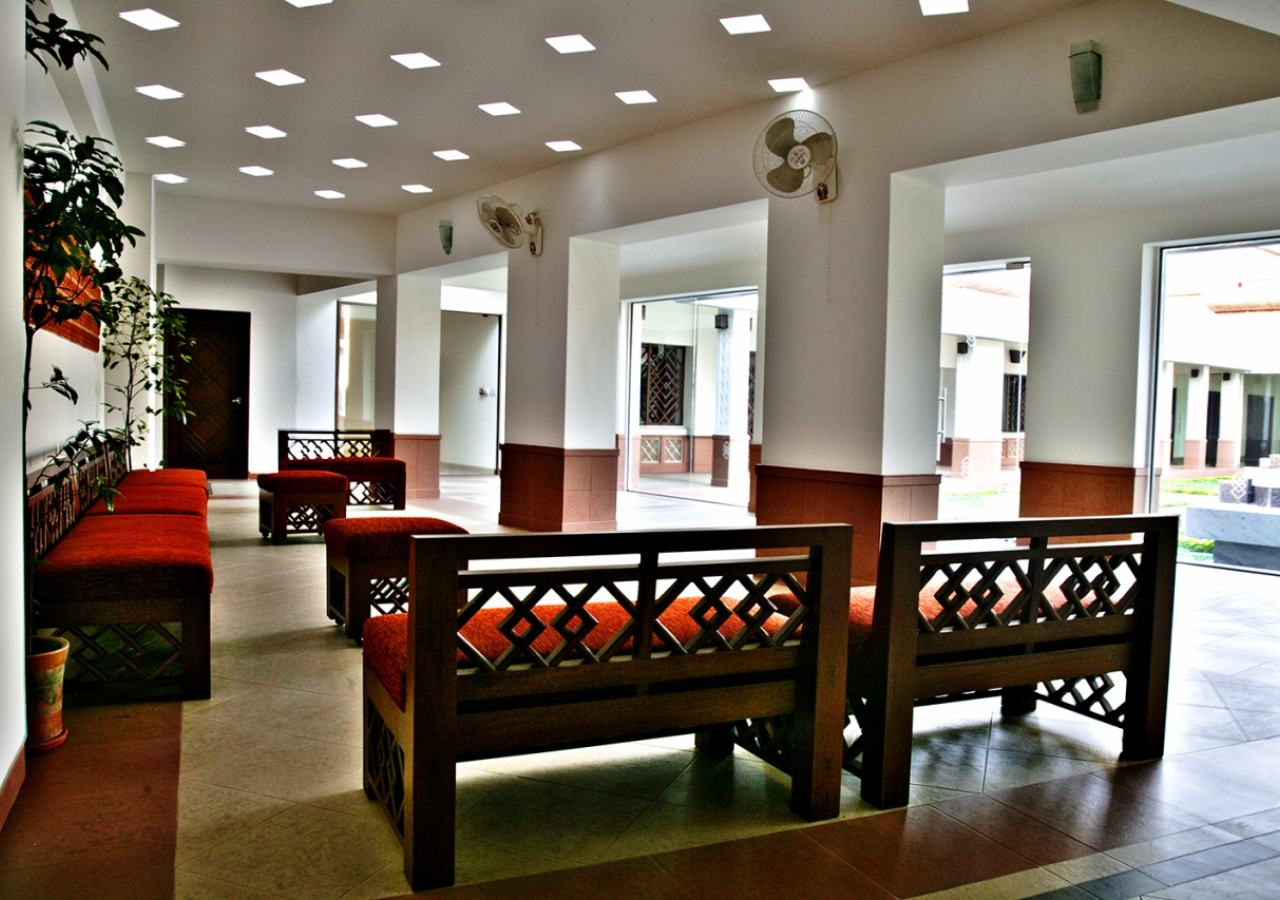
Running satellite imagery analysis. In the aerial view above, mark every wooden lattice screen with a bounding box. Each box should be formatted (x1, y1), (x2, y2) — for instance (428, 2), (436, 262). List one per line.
(640, 343), (686, 426)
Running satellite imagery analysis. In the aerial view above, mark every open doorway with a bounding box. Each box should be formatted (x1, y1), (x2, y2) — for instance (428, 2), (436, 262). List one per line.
(625, 292), (757, 507)
(1154, 238), (1280, 568)
(439, 270), (507, 476)
(336, 300), (376, 430)
(936, 261), (1030, 521)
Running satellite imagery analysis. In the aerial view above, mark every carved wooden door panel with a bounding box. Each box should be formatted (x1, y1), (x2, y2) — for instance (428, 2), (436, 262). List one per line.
(166, 309), (251, 478)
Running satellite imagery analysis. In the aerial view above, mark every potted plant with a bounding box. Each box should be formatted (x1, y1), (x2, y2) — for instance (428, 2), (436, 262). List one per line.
(100, 277), (194, 471)
(21, 1), (139, 752)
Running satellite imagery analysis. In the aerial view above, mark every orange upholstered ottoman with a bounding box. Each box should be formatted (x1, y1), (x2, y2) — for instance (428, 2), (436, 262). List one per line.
(323, 516), (467, 641)
(258, 471), (349, 543)
(286, 457), (407, 508)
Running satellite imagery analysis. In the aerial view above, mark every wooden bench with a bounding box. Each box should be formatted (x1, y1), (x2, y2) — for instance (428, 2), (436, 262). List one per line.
(844, 514), (1178, 808)
(257, 470), (349, 543)
(30, 458), (212, 700)
(362, 524), (852, 891)
(278, 428), (406, 508)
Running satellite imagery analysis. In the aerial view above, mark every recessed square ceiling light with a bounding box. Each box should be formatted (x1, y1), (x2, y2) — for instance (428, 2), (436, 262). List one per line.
(546, 140), (581, 152)
(356, 114), (398, 128)
(332, 158), (367, 168)
(239, 166), (274, 177)
(768, 77), (809, 92)
(256, 68), (305, 86)
(720, 15), (770, 34)
(245, 125), (287, 139)
(545, 34), (595, 53)
(119, 8), (180, 30)
(390, 52), (440, 69)
(135, 84), (183, 100)
(284, 0), (332, 6)
(479, 102), (521, 116)
(315, 190), (345, 199)
(919, 0), (969, 14)
(401, 184), (433, 194)
(615, 90), (656, 104)
(145, 135), (185, 148)
(153, 173), (187, 184)
(433, 149), (469, 161)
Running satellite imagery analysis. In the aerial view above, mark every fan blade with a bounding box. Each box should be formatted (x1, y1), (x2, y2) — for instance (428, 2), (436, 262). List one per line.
(802, 131), (835, 170)
(764, 117), (796, 159)
(496, 206), (521, 231)
(767, 161), (805, 194)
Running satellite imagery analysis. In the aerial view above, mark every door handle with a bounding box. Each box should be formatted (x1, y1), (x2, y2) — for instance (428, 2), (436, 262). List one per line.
(230, 397), (243, 405)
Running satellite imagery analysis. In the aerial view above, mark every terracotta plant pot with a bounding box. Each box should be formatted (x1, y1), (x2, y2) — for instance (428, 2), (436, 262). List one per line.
(26, 635), (70, 753)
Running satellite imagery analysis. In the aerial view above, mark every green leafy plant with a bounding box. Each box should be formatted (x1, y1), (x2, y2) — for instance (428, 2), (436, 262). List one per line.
(25, 0), (107, 73)
(101, 277), (194, 469)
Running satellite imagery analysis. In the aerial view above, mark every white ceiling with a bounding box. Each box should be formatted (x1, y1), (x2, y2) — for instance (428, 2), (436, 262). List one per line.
(67, 0), (1093, 217)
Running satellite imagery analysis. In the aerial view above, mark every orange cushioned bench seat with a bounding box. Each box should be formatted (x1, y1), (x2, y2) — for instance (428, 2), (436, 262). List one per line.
(363, 597), (792, 711)
(258, 470), (348, 492)
(118, 468), (209, 490)
(324, 515), (467, 558)
(84, 484), (209, 517)
(257, 470), (350, 543)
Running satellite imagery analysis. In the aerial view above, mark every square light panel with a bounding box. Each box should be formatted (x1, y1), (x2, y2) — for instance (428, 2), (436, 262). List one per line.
(720, 15), (770, 34)
(119, 8), (180, 30)
(768, 77), (809, 92)
(615, 90), (656, 104)
(153, 173), (187, 184)
(135, 84), (183, 100)
(479, 102), (520, 116)
(391, 52), (440, 69)
(546, 34), (595, 53)
(433, 149), (469, 161)
(401, 184), (433, 193)
(239, 166), (273, 176)
(284, 0), (332, 6)
(546, 140), (581, 152)
(145, 135), (185, 148)
(356, 114), (398, 127)
(332, 158), (367, 168)
(256, 68), (305, 86)
(920, 0), (969, 14)
(245, 125), (287, 139)
(315, 190), (345, 199)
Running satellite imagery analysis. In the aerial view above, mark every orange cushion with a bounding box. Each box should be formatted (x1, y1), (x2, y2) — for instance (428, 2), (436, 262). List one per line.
(118, 468), (208, 489)
(364, 596), (794, 711)
(287, 457), (405, 479)
(35, 514), (213, 601)
(84, 485), (209, 517)
(258, 470), (348, 492)
(324, 516), (467, 558)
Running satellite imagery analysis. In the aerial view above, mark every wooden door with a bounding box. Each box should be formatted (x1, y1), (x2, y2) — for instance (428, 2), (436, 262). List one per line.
(166, 309), (251, 478)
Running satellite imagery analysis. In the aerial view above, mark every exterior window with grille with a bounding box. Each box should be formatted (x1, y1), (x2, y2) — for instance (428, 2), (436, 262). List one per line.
(640, 343), (686, 426)
(1002, 374), (1026, 432)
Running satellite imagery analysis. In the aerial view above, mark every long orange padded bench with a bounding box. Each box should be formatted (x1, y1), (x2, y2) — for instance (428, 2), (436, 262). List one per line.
(30, 463), (212, 700)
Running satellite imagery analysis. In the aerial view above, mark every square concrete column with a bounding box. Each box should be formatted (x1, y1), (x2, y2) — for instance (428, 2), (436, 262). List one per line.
(380, 273), (443, 500)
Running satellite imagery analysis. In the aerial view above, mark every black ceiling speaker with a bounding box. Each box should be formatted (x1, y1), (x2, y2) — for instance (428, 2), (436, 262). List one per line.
(1190, 368), (1201, 378)
(1009, 349), (1023, 363)
(1223, 372), (1232, 381)
(1070, 40), (1102, 113)
(714, 314), (729, 330)
(956, 341), (969, 355)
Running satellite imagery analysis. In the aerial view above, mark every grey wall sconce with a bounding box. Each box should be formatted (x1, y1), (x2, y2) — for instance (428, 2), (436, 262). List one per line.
(1069, 40), (1102, 112)
(439, 219), (453, 255)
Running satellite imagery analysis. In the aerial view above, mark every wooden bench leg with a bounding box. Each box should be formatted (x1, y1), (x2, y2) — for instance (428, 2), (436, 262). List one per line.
(860, 691), (914, 810)
(695, 723), (735, 758)
(327, 560), (347, 625)
(182, 595), (212, 700)
(346, 560), (374, 643)
(1001, 685), (1038, 716)
(272, 495), (289, 544)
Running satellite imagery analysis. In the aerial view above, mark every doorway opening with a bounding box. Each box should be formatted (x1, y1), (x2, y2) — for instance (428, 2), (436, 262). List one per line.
(624, 291), (757, 507)
(439, 270), (507, 476)
(336, 300), (376, 430)
(1153, 238), (1280, 568)
(936, 261), (1030, 521)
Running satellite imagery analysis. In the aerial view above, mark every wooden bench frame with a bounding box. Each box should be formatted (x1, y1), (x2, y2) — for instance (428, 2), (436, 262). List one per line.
(364, 524), (852, 891)
(853, 514), (1178, 808)
(277, 428), (404, 507)
(29, 455), (211, 700)
(258, 479), (349, 543)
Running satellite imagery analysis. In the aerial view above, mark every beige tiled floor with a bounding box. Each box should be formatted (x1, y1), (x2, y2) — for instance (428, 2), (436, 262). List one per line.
(174, 478), (1280, 900)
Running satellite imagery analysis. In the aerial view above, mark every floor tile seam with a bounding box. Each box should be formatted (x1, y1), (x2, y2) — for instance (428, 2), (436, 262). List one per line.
(194, 673), (362, 699)
(0, 833), (180, 874)
(1096, 827), (1245, 866)
(978, 792), (1108, 852)
(929, 796), (1090, 864)
(1129, 836), (1280, 886)
(1079, 771), (1220, 829)
(174, 864), (298, 900)
(175, 771), (339, 806)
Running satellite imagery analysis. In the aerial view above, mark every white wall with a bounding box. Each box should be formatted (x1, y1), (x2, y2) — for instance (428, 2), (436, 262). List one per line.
(161, 266), (300, 473)
(439, 312), (501, 470)
(2, 0), (27, 784)
(295, 294), (337, 429)
(946, 187), (1280, 468)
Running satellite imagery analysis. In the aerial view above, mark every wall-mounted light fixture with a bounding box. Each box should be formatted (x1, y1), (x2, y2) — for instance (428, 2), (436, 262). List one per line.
(1069, 40), (1102, 113)
(439, 219), (453, 255)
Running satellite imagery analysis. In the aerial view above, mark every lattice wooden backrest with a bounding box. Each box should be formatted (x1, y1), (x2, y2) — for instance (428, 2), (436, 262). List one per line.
(27, 449), (128, 558)
(278, 429), (394, 465)
(871, 514), (1179, 652)
(408, 524), (852, 691)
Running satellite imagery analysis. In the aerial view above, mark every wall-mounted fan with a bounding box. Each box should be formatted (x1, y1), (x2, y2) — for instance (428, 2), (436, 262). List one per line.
(752, 110), (838, 202)
(477, 194), (543, 256)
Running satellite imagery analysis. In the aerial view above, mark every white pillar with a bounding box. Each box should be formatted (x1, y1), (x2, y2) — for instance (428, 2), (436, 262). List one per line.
(950, 337), (1006, 484)
(1219, 371), (1245, 469)
(1154, 360), (1175, 470)
(1183, 365), (1210, 469)
(711, 309), (751, 488)
(392, 273), (442, 436)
